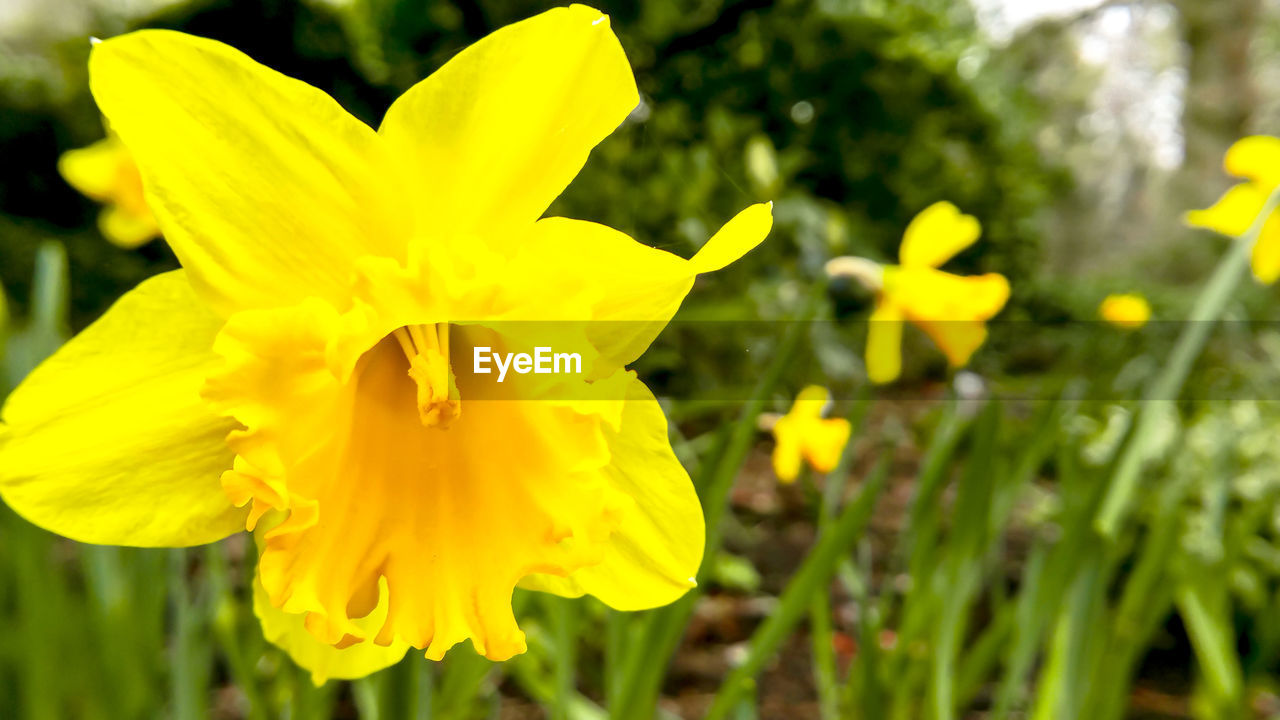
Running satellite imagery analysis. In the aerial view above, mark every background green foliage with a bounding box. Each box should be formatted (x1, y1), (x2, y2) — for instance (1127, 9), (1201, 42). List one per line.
(0, 0), (1057, 332)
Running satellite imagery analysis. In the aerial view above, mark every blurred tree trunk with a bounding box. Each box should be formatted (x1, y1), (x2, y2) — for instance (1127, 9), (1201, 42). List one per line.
(1173, 0), (1260, 203)
(1135, 0), (1262, 284)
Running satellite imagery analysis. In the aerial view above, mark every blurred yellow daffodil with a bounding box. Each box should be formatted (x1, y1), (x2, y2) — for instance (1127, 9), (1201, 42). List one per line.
(58, 134), (159, 249)
(765, 386), (851, 484)
(1186, 135), (1280, 284)
(826, 202), (1010, 384)
(1099, 293), (1150, 330)
(0, 6), (773, 679)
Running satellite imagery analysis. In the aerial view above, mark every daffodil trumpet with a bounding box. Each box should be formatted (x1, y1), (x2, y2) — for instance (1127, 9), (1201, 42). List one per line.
(0, 5), (773, 681)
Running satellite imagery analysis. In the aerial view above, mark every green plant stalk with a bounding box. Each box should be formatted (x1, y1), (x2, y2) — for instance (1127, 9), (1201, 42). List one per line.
(808, 393), (870, 720)
(810, 591), (841, 720)
(3, 245), (75, 719)
(955, 394), (1070, 710)
(11, 520), (62, 720)
(604, 608), (626, 707)
(1030, 559), (1105, 720)
(1088, 576), (1179, 720)
(819, 396), (877, 719)
(929, 572), (975, 720)
(887, 415), (973, 704)
(613, 286), (825, 719)
(7, 243), (70, 384)
(548, 596), (578, 720)
(1084, 464), (1196, 719)
(898, 405), (968, 570)
(953, 604), (1016, 707)
(203, 544), (268, 720)
(83, 546), (140, 714)
(1096, 188), (1280, 536)
(294, 665), (338, 719)
(883, 404), (971, 714)
(434, 646), (494, 716)
(507, 648), (607, 720)
(415, 660), (435, 720)
(991, 435), (1107, 720)
(704, 286), (828, 562)
(381, 655), (424, 720)
(989, 548), (1050, 716)
(928, 404), (999, 720)
(1176, 439), (1245, 716)
(703, 453), (891, 720)
(353, 672), (385, 720)
(888, 644), (932, 720)
(1094, 585), (1177, 720)
(842, 544), (882, 720)
(170, 549), (207, 720)
(1177, 583), (1244, 712)
(732, 684), (760, 720)
(842, 394), (1016, 718)
(0, 276), (9, 395)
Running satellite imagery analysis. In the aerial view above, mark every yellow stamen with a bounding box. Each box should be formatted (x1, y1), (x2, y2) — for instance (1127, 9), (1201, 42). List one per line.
(392, 327), (417, 359)
(408, 324), (435, 354)
(437, 323), (450, 393)
(394, 323), (461, 428)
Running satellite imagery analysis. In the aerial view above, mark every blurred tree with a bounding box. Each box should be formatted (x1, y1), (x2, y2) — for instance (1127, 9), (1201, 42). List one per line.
(1172, 0), (1260, 204)
(0, 0), (1057, 379)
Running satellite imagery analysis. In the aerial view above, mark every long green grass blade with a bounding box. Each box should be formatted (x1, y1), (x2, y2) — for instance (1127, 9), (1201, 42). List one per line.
(704, 453), (891, 720)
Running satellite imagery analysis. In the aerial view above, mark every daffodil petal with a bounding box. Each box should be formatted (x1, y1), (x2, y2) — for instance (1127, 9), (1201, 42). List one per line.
(770, 426), (805, 483)
(866, 302), (904, 384)
(956, 273), (1011, 320)
(1251, 212), (1280, 284)
(99, 205), (158, 249)
(886, 268), (1010, 321)
(1186, 183), (1269, 238)
(58, 137), (125, 200)
(689, 202), (775, 273)
(801, 418), (852, 474)
(519, 378), (702, 609)
(379, 4), (638, 246)
(0, 271), (243, 546)
(511, 204), (772, 373)
(1224, 136), (1280, 187)
(88, 30), (403, 316)
(898, 201), (982, 269)
(915, 320), (988, 368)
(788, 385), (832, 421)
(254, 572), (409, 685)
(768, 385), (841, 481)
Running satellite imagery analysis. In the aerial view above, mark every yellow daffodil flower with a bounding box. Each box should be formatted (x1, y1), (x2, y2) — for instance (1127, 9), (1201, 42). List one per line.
(825, 202), (1009, 384)
(1186, 136), (1280, 284)
(767, 386), (851, 483)
(58, 134), (159, 249)
(1099, 293), (1150, 329)
(0, 6), (773, 679)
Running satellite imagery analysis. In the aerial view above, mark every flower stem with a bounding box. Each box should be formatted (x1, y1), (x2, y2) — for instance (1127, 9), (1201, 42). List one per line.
(612, 284), (826, 720)
(170, 549), (207, 720)
(703, 453), (891, 720)
(1095, 186), (1280, 537)
(548, 596), (577, 720)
